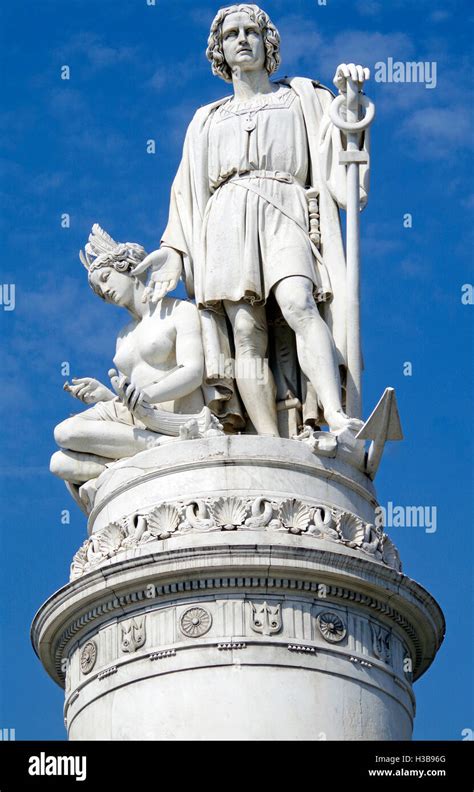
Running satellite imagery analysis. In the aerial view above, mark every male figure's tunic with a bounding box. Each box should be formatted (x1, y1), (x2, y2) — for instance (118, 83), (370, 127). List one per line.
(201, 85), (318, 307)
(161, 78), (369, 425)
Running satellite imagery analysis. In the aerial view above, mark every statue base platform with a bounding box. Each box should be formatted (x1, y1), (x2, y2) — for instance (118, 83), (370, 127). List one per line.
(32, 436), (444, 740)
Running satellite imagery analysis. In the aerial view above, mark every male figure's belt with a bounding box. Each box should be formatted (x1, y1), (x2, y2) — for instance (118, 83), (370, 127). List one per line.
(216, 169), (329, 301)
(228, 170), (305, 187)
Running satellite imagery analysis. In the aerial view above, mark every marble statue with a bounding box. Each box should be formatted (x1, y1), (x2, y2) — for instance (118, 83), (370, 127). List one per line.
(34, 4), (446, 746)
(50, 3), (381, 504)
(50, 224), (223, 496)
(137, 4), (371, 436)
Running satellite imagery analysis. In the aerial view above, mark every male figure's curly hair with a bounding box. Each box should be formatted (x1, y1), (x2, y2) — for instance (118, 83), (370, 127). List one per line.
(206, 4), (281, 83)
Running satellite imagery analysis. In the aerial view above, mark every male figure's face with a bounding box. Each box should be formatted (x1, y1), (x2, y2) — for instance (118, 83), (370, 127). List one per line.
(89, 265), (135, 307)
(221, 11), (266, 76)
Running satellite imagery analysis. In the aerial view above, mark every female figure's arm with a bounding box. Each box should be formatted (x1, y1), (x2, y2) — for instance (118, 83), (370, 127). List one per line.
(142, 304), (204, 403)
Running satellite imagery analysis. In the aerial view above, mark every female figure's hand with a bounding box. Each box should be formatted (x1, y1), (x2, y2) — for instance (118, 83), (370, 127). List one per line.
(108, 369), (146, 413)
(64, 378), (115, 405)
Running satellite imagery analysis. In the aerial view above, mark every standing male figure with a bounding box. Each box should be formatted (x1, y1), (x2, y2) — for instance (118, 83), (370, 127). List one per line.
(140, 4), (371, 436)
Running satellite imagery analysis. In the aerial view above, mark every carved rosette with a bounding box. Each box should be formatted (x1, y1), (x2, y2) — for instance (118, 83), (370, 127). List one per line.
(179, 607), (212, 638)
(317, 612), (347, 643)
(80, 641), (97, 675)
(70, 497), (401, 581)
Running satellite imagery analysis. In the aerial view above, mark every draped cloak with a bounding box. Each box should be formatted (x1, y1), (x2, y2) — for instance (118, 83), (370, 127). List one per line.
(161, 77), (370, 429)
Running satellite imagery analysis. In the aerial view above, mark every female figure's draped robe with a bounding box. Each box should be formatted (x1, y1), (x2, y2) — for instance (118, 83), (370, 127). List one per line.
(161, 77), (370, 429)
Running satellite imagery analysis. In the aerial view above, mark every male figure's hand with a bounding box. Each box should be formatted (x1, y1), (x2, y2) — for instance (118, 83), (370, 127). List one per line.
(133, 246), (183, 304)
(333, 63), (370, 93)
(64, 377), (115, 405)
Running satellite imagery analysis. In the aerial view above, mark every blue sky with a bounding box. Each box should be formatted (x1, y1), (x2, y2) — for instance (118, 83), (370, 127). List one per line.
(0, 0), (472, 740)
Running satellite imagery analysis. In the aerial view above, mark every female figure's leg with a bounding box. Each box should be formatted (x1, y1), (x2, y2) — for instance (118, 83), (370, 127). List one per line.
(50, 449), (110, 484)
(51, 404), (165, 483)
(53, 408), (163, 459)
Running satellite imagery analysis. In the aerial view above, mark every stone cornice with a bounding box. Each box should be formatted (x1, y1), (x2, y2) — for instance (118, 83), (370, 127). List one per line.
(31, 539), (445, 688)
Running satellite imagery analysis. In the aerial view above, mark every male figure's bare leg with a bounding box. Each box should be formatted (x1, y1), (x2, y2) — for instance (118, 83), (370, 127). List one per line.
(223, 300), (279, 436)
(273, 276), (363, 432)
(54, 412), (164, 459)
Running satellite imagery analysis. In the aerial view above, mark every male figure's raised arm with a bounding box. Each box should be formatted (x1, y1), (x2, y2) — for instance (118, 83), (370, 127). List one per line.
(318, 65), (371, 211)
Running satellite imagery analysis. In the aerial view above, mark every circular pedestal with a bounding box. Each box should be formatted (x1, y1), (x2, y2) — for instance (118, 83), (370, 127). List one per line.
(32, 437), (444, 741)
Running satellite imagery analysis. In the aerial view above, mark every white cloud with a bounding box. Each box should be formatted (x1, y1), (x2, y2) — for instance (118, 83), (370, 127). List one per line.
(147, 54), (207, 93)
(55, 32), (140, 72)
(429, 10), (451, 23)
(274, 18), (473, 165)
(277, 15), (414, 87)
(189, 6), (217, 28)
(28, 172), (67, 195)
(399, 105), (471, 159)
(399, 256), (430, 279)
(323, 30), (414, 76)
(277, 13), (324, 71)
(356, 0), (382, 17)
(48, 87), (88, 119)
(461, 194), (474, 210)
(362, 222), (404, 260)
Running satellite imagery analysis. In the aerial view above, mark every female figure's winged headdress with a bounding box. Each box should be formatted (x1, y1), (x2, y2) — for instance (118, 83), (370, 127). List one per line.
(79, 224), (148, 273)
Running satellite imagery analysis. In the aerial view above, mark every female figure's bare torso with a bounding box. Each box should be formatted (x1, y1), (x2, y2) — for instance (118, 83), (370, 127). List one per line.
(114, 297), (204, 414)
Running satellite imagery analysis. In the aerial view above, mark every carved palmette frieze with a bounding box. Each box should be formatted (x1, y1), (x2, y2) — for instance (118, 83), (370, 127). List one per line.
(381, 535), (400, 570)
(209, 497), (249, 530)
(70, 516), (133, 579)
(120, 616), (146, 653)
(70, 497), (401, 581)
(335, 513), (366, 546)
(141, 504), (182, 541)
(250, 602), (282, 636)
(244, 496), (279, 529)
(278, 499), (312, 534)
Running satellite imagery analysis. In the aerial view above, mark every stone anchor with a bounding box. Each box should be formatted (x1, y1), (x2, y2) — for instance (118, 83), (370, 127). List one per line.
(357, 387), (404, 479)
